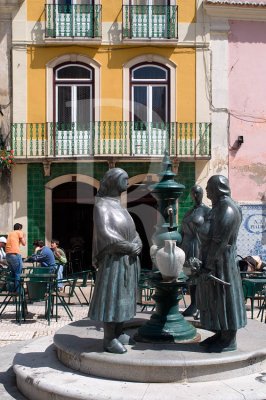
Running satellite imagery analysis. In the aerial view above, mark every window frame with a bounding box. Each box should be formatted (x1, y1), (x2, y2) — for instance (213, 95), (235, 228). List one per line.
(53, 62), (95, 124)
(130, 62), (170, 125)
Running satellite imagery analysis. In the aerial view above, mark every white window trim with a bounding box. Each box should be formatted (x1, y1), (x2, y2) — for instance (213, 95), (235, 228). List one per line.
(46, 54), (101, 123)
(56, 84), (93, 123)
(123, 54), (176, 122)
(132, 64), (168, 81)
(56, 64), (93, 81)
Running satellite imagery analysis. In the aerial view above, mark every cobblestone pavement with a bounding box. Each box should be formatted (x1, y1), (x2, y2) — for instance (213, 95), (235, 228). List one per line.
(0, 284), (261, 347)
(0, 285), (92, 347)
(0, 303), (90, 347)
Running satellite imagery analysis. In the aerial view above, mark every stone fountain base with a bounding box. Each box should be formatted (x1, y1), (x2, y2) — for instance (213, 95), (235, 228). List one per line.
(13, 315), (266, 400)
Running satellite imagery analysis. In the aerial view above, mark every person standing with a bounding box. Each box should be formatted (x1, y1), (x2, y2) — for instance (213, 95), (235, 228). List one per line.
(89, 168), (142, 354)
(6, 223), (26, 292)
(180, 185), (211, 317)
(51, 239), (67, 290)
(197, 175), (247, 352)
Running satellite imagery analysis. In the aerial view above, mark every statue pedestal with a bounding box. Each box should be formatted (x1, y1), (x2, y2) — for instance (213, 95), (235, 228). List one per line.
(135, 273), (200, 343)
(13, 318), (266, 400)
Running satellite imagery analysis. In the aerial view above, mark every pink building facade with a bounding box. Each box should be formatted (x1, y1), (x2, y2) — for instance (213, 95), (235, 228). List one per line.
(205, 0), (266, 259)
(229, 20), (266, 202)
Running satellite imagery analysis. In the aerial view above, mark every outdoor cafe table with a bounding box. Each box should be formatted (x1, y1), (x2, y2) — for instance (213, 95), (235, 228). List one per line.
(242, 277), (266, 319)
(20, 271), (57, 325)
(240, 271), (265, 278)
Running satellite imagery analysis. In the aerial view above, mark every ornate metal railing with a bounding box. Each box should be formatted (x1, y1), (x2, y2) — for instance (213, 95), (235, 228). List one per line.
(122, 5), (178, 39)
(11, 122), (211, 159)
(45, 4), (102, 38)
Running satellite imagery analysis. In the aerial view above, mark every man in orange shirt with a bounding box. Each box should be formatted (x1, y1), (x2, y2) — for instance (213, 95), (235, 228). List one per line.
(6, 223), (26, 293)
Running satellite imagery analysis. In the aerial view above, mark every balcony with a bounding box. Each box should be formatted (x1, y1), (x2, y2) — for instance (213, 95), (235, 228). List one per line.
(11, 122), (211, 160)
(45, 3), (102, 38)
(122, 5), (178, 40)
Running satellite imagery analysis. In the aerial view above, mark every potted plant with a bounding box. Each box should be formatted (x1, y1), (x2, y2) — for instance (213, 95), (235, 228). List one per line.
(0, 149), (15, 173)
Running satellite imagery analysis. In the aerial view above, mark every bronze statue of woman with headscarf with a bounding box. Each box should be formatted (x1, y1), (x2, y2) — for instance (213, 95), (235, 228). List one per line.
(88, 168), (142, 354)
(197, 175), (247, 352)
(180, 184), (211, 317)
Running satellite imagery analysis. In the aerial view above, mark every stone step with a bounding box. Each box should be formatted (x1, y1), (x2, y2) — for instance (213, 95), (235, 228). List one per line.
(54, 317), (266, 383)
(13, 317), (266, 399)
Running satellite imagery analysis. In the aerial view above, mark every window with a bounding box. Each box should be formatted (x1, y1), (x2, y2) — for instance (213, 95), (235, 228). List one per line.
(130, 63), (169, 155)
(131, 64), (168, 126)
(54, 63), (94, 155)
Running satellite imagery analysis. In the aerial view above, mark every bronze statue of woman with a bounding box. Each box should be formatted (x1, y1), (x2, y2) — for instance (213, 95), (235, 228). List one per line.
(180, 185), (211, 317)
(88, 168), (142, 354)
(197, 175), (247, 352)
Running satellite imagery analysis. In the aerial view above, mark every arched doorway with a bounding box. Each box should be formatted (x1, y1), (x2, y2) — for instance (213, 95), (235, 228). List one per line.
(52, 181), (97, 271)
(127, 183), (157, 269)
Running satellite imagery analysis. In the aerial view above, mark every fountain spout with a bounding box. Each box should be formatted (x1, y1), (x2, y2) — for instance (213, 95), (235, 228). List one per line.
(166, 205), (174, 229)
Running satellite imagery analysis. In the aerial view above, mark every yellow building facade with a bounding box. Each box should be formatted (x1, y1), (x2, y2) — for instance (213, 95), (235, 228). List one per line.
(9, 0), (211, 269)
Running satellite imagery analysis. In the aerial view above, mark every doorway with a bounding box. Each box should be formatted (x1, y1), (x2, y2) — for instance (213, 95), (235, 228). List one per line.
(127, 183), (157, 269)
(52, 181), (97, 271)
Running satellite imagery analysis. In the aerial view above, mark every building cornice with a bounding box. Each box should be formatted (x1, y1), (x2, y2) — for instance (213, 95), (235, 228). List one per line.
(206, 0), (266, 4)
(204, 1), (266, 20)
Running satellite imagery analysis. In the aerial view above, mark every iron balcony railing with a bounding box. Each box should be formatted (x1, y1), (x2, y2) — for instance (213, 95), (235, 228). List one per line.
(122, 5), (178, 39)
(11, 122), (211, 159)
(45, 4), (102, 38)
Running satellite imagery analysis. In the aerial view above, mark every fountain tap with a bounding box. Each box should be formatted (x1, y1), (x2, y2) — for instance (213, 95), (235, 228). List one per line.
(166, 205), (174, 229)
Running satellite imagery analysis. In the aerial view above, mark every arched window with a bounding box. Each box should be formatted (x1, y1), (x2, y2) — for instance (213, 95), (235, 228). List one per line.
(130, 63), (169, 127)
(54, 63), (94, 156)
(55, 63), (94, 127)
(130, 63), (169, 155)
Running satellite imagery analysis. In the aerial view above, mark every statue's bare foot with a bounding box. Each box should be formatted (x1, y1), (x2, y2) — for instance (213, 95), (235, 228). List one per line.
(117, 333), (136, 345)
(103, 338), (127, 354)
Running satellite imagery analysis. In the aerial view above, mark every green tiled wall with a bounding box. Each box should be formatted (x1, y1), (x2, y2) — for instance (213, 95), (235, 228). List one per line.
(177, 162), (195, 224)
(118, 161), (195, 225)
(27, 161), (195, 253)
(116, 162), (162, 177)
(27, 164), (45, 254)
(27, 162), (108, 254)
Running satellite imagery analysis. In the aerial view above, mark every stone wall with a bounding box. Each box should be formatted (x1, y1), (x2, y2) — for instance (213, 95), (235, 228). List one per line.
(0, 7), (13, 233)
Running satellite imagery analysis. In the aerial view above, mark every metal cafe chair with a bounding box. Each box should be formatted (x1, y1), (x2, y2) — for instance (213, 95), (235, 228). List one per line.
(64, 269), (91, 306)
(0, 269), (26, 324)
(242, 278), (266, 319)
(138, 281), (156, 312)
(51, 277), (78, 321)
(257, 288), (266, 323)
(137, 269), (156, 312)
(24, 268), (57, 325)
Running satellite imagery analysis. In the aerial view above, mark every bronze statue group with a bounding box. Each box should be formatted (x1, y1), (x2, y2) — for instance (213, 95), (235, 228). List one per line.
(89, 168), (247, 354)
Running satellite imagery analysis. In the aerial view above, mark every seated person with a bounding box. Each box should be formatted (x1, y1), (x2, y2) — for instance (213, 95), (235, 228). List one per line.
(26, 240), (56, 273)
(239, 255), (265, 274)
(50, 239), (67, 290)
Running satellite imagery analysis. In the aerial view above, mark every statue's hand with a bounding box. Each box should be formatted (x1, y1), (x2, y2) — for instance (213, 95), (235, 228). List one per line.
(183, 257), (202, 277)
(186, 257), (202, 271)
(130, 243), (142, 256)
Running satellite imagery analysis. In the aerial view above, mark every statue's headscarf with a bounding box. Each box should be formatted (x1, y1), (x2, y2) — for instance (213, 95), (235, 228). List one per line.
(207, 175), (231, 198)
(97, 168), (128, 197)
